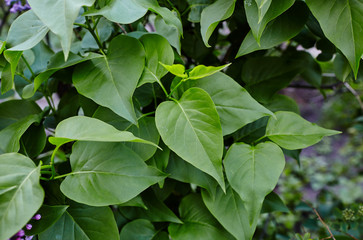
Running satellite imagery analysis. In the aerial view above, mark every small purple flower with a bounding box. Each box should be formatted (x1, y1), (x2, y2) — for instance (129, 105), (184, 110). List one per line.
(25, 236), (34, 240)
(25, 224), (32, 230)
(7, 0), (31, 13)
(16, 230), (25, 237)
(32, 214), (41, 220)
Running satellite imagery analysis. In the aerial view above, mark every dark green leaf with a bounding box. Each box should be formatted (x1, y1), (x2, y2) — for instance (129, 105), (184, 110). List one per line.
(1, 50), (22, 94)
(263, 94), (300, 114)
(187, 0), (213, 23)
(261, 192), (289, 213)
(120, 219), (157, 240)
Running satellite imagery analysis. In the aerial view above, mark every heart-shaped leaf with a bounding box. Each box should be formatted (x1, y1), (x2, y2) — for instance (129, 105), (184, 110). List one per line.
(60, 142), (166, 206)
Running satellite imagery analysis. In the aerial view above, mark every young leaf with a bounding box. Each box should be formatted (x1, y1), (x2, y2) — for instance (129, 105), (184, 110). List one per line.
(200, 0), (236, 47)
(245, 0), (294, 43)
(202, 184), (257, 240)
(155, 87), (225, 191)
(73, 35), (145, 124)
(0, 153), (44, 240)
(38, 202), (119, 240)
(237, 1), (308, 57)
(159, 63), (187, 78)
(169, 194), (234, 240)
(120, 219), (157, 240)
(60, 142), (166, 206)
(49, 116), (158, 148)
(188, 63), (230, 80)
(306, 0), (363, 77)
(224, 142), (285, 225)
(138, 34), (174, 87)
(265, 111), (341, 150)
(6, 10), (49, 51)
(27, 0), (95, 60)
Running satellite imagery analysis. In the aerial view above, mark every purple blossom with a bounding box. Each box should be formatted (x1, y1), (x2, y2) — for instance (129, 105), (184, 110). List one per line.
(6, 0), (31, 13)
(32, 214), (41, 220)
(25, 224), (32, 230)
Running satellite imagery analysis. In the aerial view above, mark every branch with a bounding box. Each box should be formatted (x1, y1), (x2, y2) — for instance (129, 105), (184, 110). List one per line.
(302, 200), (336, 240)
(343, 82), (363, 112)
(288, 82), (343, 90)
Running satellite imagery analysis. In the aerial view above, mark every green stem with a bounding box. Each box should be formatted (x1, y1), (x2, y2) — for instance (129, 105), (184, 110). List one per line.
(40, 177), (50, 181)
(253, 136), (267, 144)
(53, 172), (73, 180)
(16, 71), (32, 83)
(40, 171), (53, 175)
(138, 111), (156, 121)
(41, 165), (52, 169)
(21, 55), (35, 78)
(85, 16), (105, 55)
(49, 146), (60, 180)
(74, 22), (88, 28)
(168, 78), (187, 98)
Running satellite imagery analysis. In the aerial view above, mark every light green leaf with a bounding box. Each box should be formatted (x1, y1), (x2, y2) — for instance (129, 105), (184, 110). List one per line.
(0, 153), (44, 240)
(306, 0), (363, 77)
(49, 116), (157, 148)
(188, 63), (230, 80)
(28, 0), (95, 60)
(60, 142), (166, 206)
(224, 142), (285, 224)
(237, 1), (308, 57)
(23, 52), (101, 99)
(73, 35), (145, 124)
(6, 10), (49, 51)
(119, 189), (182, 223)
(263, 94), (300, 114)
(169, 194), (234, 240)
(202, 184), (257, 240)
(200, 0), (236, 47)
(166, 153), (217, 195)
(160, 63), (187, 78)
(0, 114), (41, 153)
(245, 0), (294, 43)
(138, 34), (174, 87)
(265, 111), (341, 150)
(1, 50), (22, 94)
(155, 87), (225, 190)
(193, 72), (273, 135)
(120, 219), (157, 240)
(39, 202), (119, 240)
(86, 0), (147, 24)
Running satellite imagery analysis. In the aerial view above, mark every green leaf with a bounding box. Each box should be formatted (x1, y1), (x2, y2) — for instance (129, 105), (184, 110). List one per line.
(38, 202), (119, 240)
(49, 116), (158, 148)
(224, 142), (285, 224)
(306, 0), (363, 77)
(60, 142), (166, 206)
(261, 192), (289, 213)
(169, 194), (234, 240)
(120, 219), (157, 240)
(92, 106), (132, 131)
(241, 56), (301, 102)
(20, 124), (47, 158)
(202, 184), (257, 240)
(237, 1), (308, 57)
(26, 205), (69, 235)
(265, 111), (341, 150)
(334, 52), (352, 82)
(155, 15), (181, 54)
(1, 50), (22, 94)
(6, 10), (49, 51)
(187, 0), (213, 23)
(0, 114), (41, 153)
(188, 63), (230, 80)
(245, 0), (294, 43)
(0, 153), (44, 240)
(166, 153), (217, 195)
(263, 94), (300, 114)
(73, 35), (145, 124)
(23, 52), (101, 99)
(86, 0), (147, 24)
(0, 100), (41, 130)
(193, 72), (273, 135)
(155, 87), (225, 190)
(138, 34), (174, 87)
(119, 189), (182, 223)
(200, 0), (236, 47)
(27, 0), (95, 60)
(160, 63), (187, 78)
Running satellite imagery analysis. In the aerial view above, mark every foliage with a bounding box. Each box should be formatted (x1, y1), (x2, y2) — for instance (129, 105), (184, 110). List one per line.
(0, 0), (362, 239)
